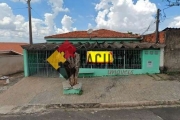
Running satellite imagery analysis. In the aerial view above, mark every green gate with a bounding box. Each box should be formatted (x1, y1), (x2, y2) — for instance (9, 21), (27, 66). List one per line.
(27, 49), (142, 77)
(28, 50), (60, 77)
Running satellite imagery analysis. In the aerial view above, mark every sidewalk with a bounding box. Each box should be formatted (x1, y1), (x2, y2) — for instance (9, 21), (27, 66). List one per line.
(0, 74), (180, 114)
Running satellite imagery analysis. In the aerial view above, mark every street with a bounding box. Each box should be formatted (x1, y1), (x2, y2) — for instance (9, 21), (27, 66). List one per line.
(1, 106), (180, 120)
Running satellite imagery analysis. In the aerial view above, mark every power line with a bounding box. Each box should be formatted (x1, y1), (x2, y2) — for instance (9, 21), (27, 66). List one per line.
(11, 7), (27, 10)
(31, 7), (44, 19)
(141, 20), (156, 35)
(159, 6), (172, 23)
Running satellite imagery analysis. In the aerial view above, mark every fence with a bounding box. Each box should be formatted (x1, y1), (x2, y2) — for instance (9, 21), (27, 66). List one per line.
(27, 49), (142, 77)
(77, 49), (142, 69)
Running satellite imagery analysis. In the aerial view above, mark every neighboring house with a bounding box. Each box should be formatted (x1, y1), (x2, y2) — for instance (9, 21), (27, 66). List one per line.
(22, 29), (165, 78)
(143, 28), (180, 72)
(0, 42), (27, 76)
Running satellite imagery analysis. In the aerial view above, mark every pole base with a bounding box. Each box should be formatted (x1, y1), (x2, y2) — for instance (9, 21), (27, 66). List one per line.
(62, 81), (83, 95)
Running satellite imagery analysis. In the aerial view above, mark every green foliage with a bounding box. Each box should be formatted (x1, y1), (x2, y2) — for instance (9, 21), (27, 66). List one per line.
(127, 31), (133, 34)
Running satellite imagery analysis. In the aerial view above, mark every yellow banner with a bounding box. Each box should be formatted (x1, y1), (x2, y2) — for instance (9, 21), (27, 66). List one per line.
(87, 51), (114, 63)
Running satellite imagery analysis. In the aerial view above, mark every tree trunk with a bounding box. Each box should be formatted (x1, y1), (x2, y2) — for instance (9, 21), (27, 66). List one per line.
(64, 52), (80, 86)
(74, 53), (80, 85)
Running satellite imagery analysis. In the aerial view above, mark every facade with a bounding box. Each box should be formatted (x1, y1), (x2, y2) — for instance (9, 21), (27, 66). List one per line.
(22, 29), (165, 78)
(143, 28), (180, 72)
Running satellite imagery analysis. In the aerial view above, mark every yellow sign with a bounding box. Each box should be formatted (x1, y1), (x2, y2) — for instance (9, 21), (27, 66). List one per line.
(87, 51), (114, 63)
(47, 50), (66, 70)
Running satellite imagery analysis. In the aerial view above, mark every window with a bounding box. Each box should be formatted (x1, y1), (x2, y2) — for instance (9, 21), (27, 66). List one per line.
(77, 49), (142, 69)
(27, 49), (142, 77)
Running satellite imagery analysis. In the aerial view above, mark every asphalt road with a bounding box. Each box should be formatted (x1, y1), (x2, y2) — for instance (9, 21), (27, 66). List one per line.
(1, 107), (180, 120)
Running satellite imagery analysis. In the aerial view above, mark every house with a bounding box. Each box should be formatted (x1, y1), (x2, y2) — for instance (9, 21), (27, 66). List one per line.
(0, 42), (27, 76)
(143, 28), (180, 72)
(22, 29), (165, 78)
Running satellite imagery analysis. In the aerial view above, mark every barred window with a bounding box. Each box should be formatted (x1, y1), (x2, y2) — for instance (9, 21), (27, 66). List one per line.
(77, 49), (142, 69)
(27, 49), (142, 77)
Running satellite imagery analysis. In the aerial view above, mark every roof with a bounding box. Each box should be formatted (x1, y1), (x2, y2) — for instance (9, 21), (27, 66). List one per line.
(143, 31), (165, 44)
(163, 27), (180, 31)
(0, 42), (28, 55)
(45, 29), (141, 39)
(143, 27), (180, 44)
(22, 42), (165, 51)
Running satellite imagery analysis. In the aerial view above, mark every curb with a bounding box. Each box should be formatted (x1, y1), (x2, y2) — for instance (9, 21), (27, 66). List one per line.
(1, 100), (180, 115)
(46, 100), (180, 109)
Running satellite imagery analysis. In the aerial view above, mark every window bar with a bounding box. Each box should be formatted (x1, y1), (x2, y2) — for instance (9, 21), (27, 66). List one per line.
(134, 50), (136, 69)
(138, 50), (139, 69)
(46, 50), (48, 77)
(135, 50), (136, 69)
(117, 50), (119, 69)
(132, 50), (133, 69)
(124, 50), (125, 69)
(115, 50), (117, 69)
(119, 50), (121, 69)
(133, 50), (135, 69)
(42, 51), (44, 76)
(136, 50), (137, 69)
(136, 50), (138, 69)
(114, 50), (116, 69)
(133, 50), (134, 69)
(140, 50), (141, 69)
(118, 50), (120, 69)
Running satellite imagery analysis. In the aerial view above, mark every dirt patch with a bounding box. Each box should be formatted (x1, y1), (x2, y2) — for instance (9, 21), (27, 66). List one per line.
(147, 73), (180, 82)
(0, 72), (24, 94)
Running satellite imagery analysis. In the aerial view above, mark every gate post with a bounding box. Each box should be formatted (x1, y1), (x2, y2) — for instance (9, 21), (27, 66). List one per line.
(23, 49), (29, 77)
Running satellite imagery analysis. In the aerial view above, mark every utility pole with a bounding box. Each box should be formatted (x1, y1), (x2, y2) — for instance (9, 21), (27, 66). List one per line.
(27, 0), (33, 44)
(155, 9), (160, 43)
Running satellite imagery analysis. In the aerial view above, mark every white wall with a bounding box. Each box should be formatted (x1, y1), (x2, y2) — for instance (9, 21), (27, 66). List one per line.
(0, 55), (24, 76)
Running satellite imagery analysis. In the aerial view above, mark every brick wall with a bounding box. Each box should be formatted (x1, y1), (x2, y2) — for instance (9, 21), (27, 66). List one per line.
(164, 29), (180, 72)
(143, 32), (165, 44)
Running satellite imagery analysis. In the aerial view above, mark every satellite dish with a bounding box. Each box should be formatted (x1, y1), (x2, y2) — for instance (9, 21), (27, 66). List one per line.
(87, 29), (93, 34)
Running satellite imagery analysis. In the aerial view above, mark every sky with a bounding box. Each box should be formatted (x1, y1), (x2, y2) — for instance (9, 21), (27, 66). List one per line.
(0, 0), (180, 43)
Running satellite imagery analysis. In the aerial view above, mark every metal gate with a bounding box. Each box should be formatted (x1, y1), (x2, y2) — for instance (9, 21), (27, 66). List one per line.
(77, 49), (142, 69)
(28, 50), (60, 77)
(27, 49), (142, 77)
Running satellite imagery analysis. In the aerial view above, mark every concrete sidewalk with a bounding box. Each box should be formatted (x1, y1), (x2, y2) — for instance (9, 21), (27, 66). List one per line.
(0, 74), (180, 114)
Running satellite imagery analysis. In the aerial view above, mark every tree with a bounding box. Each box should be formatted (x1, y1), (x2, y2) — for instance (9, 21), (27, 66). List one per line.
(163, 0), (180, 6)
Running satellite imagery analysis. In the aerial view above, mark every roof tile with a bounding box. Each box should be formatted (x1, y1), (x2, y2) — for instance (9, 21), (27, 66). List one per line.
(45, 29), (141, 39)
(22, 42), (165, 50)
(0, 42), (28, 55)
